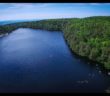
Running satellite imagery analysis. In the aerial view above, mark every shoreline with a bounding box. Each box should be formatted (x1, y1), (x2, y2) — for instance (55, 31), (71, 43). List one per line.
(62, 32), (110, 75)
(0, 33), (9, 37)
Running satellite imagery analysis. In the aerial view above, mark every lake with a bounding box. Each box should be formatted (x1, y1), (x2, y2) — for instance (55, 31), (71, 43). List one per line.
(0, 28), (110, 93)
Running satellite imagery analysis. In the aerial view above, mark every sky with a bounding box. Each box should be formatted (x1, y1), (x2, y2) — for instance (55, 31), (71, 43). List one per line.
(0, 3), (110, 21)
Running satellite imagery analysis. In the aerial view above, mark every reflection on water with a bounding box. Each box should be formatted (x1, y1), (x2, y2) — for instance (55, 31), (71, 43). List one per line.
(0, 28), (110, 93)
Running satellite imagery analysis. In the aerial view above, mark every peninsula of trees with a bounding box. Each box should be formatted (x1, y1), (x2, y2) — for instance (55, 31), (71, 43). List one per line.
(0, 16), (110, 70)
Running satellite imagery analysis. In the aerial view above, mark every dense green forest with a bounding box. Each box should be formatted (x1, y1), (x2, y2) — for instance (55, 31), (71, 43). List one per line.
(0, 16), (110, 70)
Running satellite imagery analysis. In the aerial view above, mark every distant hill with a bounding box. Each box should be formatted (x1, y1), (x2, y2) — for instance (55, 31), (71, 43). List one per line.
(0, 19), (41, 25)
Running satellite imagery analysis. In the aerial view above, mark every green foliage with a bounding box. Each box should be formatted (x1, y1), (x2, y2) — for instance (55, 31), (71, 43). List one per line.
(63, 16), (110, 69)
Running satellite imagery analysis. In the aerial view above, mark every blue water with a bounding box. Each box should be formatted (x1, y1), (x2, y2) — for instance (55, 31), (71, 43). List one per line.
(0, 28), (110, 93)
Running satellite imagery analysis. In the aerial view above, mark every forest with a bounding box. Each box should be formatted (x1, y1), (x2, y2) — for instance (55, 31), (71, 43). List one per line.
(0, 16), (110, 70)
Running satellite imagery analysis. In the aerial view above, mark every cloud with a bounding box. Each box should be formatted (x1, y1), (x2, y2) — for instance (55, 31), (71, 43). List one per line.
(8, 3), (35, 9)
(0, 3), (53, 9)
(0, 3), (53, 15)
(70, 3), (110, 6)
(0, 3), (110, 21)
(88, 3), (110, 5)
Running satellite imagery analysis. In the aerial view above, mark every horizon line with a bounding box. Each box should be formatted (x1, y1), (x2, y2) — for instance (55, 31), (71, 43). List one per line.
(0, 15), (110, 22)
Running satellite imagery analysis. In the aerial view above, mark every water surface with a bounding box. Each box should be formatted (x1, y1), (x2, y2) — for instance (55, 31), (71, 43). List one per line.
(0, 28), (110, 93)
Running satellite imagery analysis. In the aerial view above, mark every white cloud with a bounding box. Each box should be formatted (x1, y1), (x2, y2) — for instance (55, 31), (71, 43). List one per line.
(0, 3), (110, 21)
(88, 3), (110, 5)
(0, 12), (79, 21)
(0, 3), (53, 9)
(70, 3), (110, 6)
(0, 3), (53, 16)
